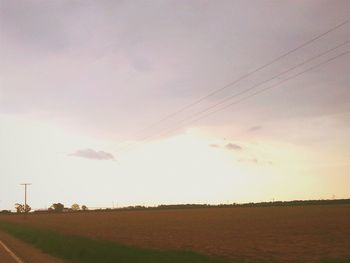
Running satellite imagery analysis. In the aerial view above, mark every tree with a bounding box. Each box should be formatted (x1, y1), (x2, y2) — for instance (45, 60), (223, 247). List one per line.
(15, 203), (31, 213)
(49, 203), (64, 212)
(81, 205), (88, 211)
(71, 203), (80, 211)
(15, 203), (22, 213)
(25, 204), (31, 213)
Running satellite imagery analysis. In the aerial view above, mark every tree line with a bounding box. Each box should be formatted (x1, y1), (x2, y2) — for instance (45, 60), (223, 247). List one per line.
(0, 203), (89, 214)
(1, 198), (349, 214)
(48, 203), (88, 212)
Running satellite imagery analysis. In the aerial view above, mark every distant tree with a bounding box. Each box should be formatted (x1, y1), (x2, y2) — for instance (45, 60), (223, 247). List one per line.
(49, 203), (64, 212)
(25, 204), (31, 213)
(15, 203), (31, 213)
(71, 203), (80, 211)
(81, 205), (88, 211)
(15, 203), (22, 213)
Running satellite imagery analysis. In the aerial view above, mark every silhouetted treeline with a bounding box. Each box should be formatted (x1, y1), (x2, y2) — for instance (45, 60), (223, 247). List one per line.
(1, 199), (349, 215)
(233, 198), (350, 207)
(154, 199), (350, 210)
(95, 198), (350, 212)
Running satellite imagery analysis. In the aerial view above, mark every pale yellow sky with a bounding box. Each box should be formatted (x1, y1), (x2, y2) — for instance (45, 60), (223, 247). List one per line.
(0, 112), (349, 210)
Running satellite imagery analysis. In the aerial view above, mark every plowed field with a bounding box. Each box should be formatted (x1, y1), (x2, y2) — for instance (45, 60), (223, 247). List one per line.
(1, 205), (349, 262)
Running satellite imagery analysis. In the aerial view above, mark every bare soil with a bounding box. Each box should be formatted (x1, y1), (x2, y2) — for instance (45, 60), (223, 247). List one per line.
(1, 205), (349, 262)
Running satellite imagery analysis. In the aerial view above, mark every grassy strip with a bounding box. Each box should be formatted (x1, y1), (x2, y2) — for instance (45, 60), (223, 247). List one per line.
(0, 221), (227, 263)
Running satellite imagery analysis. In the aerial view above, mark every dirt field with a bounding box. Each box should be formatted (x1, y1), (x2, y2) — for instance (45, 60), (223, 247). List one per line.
(0, 205), (349, 262)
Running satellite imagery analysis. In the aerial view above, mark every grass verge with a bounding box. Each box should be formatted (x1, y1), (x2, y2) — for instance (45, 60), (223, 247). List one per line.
(0, 221), (227, 263)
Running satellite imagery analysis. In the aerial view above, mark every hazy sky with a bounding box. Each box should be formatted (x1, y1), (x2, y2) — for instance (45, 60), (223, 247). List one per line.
(1, 0), (349, 210)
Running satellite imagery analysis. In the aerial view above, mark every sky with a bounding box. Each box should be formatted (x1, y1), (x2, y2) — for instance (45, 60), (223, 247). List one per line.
(0, 0), (349, 211)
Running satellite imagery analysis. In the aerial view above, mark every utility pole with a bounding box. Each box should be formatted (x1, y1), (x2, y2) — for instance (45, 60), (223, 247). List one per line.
(20, 183), (31, 213)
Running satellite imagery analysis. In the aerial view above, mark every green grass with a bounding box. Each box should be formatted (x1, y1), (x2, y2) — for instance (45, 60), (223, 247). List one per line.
(0, 221), (228, 263)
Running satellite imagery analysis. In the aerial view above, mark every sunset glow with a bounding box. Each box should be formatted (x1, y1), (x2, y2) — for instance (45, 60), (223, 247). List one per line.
(0, 1), (349, 211)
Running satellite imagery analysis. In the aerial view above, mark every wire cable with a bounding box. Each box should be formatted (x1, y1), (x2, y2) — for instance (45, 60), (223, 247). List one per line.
(119, 49), (350, 152)
(132, 18), (350, 135)
(152, 50), (350, 142)
(120, 41), (349, 149)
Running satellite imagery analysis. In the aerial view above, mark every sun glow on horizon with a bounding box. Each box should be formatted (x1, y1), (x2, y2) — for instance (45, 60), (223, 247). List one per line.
(0, 113), (349, 210)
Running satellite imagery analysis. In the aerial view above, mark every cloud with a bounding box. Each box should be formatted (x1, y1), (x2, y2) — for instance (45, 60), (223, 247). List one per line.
(209, 144), (220, 148)
(225, 143), (242, 151)
(247, 126), (262, 132)
(71, 149), (115, 161)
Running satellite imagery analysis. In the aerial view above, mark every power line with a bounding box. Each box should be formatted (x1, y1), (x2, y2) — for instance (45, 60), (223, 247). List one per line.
(130, 18), (350, 137)
(152, 50), (350, 141)
(118, 42), (350, 152)
(145, 40), (350, 138)
(114, 18), (350, 152)
(121, 49), (350, 152)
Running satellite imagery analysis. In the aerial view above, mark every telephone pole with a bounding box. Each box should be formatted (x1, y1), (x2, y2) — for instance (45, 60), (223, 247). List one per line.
(20, 183), (31, 213)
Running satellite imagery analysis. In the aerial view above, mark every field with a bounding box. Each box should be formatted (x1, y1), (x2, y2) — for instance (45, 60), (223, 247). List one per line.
(0, 205), (350, 262)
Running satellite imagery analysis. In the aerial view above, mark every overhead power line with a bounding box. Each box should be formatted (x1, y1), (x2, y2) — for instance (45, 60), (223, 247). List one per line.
(120, 48), (350, 152)
(113, 18), (350, 154)
(154, 40), (350, 132)
(132, 18), (350, 136)
(117, 40), (350, 152)
(149, 49), (350, 142)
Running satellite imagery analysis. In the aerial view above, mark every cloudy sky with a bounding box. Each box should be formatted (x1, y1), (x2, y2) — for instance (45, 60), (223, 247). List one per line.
(0, 0), (349, 210)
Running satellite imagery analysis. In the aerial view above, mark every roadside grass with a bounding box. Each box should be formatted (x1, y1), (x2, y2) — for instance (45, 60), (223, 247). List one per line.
(0, 221), (228, 263)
